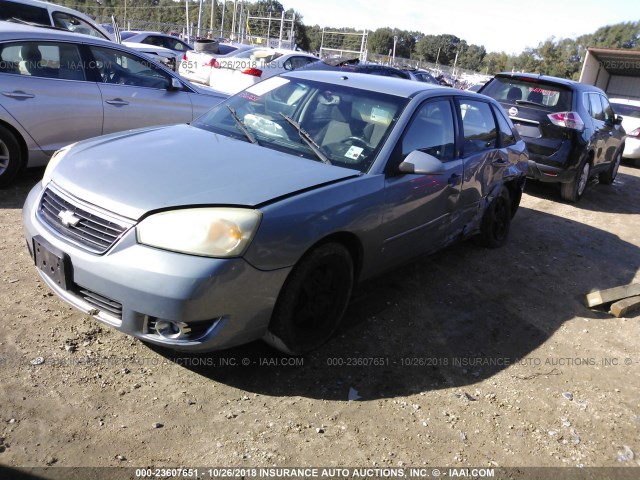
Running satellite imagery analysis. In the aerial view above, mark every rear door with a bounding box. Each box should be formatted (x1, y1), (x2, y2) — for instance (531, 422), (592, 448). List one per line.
(0, 40), (102, 154)
(87, 45), (195, 133)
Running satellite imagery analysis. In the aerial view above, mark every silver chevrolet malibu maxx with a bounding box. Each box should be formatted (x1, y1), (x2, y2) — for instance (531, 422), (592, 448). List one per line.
(23, 71), (528, 355)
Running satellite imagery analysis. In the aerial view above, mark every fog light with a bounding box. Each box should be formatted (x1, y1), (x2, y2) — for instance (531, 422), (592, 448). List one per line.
(154, 320), (192, 339)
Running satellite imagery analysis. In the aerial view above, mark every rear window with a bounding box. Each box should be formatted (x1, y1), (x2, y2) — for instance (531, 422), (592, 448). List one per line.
(482, 76), (572, 112)
(611, 102), (640, 118)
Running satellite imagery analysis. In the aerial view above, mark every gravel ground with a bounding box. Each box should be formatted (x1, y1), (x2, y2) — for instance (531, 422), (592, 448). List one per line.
(0, 164), (639, 479)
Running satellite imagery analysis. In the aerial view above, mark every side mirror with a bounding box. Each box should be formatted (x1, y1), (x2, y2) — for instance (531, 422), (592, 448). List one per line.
(168, 77), (183, 91)
(614, 114), (624, 125)
(398, 150), (445, 175)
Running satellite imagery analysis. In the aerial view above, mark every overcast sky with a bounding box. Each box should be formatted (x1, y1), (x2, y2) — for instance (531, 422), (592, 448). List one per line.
(283, 0), (638, 54)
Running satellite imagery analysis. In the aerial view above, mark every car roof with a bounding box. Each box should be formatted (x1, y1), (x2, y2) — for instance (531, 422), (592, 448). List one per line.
(0, 20), (114, 44)
(493, 72), (603, 92)
(283, 70), (455, 97)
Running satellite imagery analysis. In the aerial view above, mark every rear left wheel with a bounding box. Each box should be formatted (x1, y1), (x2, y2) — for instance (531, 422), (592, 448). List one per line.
(476, 186), (512, 249)
(264, 243), (354, 355)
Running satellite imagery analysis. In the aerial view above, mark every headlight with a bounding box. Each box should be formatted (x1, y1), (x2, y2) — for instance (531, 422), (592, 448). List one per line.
(136, 208), (262, 258)
(42, 144), (74, 187)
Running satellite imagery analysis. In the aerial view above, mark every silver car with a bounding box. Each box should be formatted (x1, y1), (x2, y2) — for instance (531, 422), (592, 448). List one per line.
(0, 22), (227, 186)
(23, 71), (528, 355)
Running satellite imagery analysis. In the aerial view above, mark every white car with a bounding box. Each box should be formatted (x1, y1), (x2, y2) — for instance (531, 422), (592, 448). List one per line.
(121, 31), (193, 70)
(610, 98), (640, 162)
(178, 43), (254, 86)
(208, 48), (319, 95)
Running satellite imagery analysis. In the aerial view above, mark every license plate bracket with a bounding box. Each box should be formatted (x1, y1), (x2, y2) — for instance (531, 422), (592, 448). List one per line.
(33, 236), (72, 290)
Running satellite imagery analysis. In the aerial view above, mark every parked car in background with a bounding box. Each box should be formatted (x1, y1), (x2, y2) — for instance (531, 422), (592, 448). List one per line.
(23, 71), (527, 355)
(0, 0), (112, 39)
(610, 98), (640, 164)
(120, 31), (193, 53)
(207, 48), (318, 95)
(479, 72), (626, 202)
(302, 59), (413, 79)
(404, 68), (440, 85)
(121, 31), (193, 70)
(0, 23), (226, 186)
(178, 43), (254, 86)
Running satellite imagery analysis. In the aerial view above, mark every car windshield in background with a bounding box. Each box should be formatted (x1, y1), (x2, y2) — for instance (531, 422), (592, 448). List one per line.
(611, 102), (640, 118)
(193, 76), (408, 173)
(481, 76), (572, 112)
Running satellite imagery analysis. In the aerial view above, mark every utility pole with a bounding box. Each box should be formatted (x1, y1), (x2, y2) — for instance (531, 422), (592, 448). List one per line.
(220, 0), (226, 37)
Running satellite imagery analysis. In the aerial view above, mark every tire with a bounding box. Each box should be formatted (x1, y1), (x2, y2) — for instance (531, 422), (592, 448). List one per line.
(476, 186), (512, 249)
(264, 243), (354, 355)
(560, 160), (590, 202)
(598, 150), (622, 185)
(0, 125), (22, 188)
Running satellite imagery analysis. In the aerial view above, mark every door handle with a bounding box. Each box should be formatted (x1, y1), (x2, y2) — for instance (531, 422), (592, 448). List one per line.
(491, 158), (509, 167)
(448, 173), (461, 186)
(1, 91), (35, 99)
(105, 99), (129, 106)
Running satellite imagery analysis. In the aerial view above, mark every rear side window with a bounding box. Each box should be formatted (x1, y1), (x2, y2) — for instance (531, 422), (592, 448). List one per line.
(460, 100), (497, 155)
(492, 104), (516, 147)
(587, 93), (604, 121)
(0, 0), (50, 24)
(482, 77), (572, 112)
(0, 41), (85, 80)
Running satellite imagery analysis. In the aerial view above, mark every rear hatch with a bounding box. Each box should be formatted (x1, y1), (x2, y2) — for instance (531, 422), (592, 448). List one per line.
(480, 75), (574, 159)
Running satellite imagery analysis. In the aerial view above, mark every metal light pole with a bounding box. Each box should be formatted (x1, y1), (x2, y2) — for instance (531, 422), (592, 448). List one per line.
(220, 0), (226, 37)
(392, 35), (397, 65)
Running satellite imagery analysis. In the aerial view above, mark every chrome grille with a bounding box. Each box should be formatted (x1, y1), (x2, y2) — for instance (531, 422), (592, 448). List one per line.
(38, 187), (132, 253)
(75, 285), (123, 319)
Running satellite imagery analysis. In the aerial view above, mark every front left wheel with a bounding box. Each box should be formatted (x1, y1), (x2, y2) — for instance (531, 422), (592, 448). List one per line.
(599, 150), (622, 185)
(264, 243), (354, 355)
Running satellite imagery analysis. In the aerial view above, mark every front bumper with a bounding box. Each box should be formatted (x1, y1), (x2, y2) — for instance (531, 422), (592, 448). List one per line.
(22, 183), (291, 352)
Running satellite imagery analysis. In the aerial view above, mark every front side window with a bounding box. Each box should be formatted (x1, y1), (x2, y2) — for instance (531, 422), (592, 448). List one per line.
(52, 12), (108, 40)
(193, 76), (408, 172)
(89, 46), (172, 89)
(0, 41), (85, 80)
(460, 100), (497, 155)
(398, 99), (456, 163)
(600, 95), (614, 123)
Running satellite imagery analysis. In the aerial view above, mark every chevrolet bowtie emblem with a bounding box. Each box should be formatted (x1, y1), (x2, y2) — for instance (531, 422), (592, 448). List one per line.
(58, 210), (81, 227)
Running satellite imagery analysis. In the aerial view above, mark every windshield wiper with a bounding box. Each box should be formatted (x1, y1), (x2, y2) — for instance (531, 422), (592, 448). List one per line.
(515, 100), (542, 106)
(279, 112), (332, 165)
(227, 106), (258, 144)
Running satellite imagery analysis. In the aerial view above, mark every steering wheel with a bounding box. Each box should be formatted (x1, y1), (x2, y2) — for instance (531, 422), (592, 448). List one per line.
(344, 136), (372, 150)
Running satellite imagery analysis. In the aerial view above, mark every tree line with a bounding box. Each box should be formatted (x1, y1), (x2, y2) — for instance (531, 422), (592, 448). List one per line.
(51, 0), (639, 79)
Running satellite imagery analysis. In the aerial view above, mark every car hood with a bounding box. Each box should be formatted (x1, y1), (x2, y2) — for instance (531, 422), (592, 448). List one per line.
(50, 125), (360, 220)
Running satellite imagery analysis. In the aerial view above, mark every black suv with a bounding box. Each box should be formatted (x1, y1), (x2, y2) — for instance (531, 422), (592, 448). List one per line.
(479, 73), (625, 201)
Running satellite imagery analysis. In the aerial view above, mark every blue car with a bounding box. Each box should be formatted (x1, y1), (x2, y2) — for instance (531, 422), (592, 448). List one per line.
(22, 71), (528, 355)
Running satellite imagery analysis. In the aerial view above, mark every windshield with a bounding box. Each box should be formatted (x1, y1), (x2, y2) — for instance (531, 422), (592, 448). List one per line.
(192, 76), (408, 172)
(611, 102), (640, 118)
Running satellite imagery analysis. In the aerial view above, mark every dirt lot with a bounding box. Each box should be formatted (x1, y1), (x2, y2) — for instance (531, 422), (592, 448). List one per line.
(1, 164), (639, 479)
